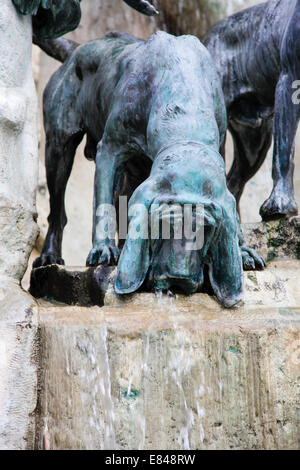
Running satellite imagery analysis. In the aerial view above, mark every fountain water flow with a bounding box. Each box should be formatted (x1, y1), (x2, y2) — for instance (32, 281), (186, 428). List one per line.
(170, 335), (194, 450)
(83, 327), (117, 449)
(98, 326), (117, 450)
(157, 289), (197, 449)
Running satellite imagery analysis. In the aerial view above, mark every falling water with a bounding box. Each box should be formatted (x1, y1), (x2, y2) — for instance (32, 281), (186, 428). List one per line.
(127, 376), (133, 397)
(155, 289), (176, 312)
(79, 326), (117, 449)
(98, 326), (117, 450)
(155, 291), (198, 450)
(167, 330), (195, 450)
(137, 332), (150, 450)
(93, 292), (208, 450)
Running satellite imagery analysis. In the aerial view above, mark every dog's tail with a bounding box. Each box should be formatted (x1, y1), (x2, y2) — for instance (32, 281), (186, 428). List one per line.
(33, 35), (80, 63)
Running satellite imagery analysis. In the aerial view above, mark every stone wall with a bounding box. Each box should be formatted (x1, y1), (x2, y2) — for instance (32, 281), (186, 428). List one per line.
(0, 0), (38, 281)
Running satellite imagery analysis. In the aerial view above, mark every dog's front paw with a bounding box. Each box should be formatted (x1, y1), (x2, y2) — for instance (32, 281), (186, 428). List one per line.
(33, 253), (65, 269)
(241, 246), (265, 271)
(86, 243), (120, 267)
(260, 191), (298, 221)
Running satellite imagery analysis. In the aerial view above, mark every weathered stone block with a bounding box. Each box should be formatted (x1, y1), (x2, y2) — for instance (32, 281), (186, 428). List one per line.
(0, 283), (38, 450)
(36, 277), (300, 449)
(0, 0), (39, 451)
(243, 217), (300, 263)
(0, 0), (38, 281)
(28, 215), (300, 450)
(27, 222), (300, 450)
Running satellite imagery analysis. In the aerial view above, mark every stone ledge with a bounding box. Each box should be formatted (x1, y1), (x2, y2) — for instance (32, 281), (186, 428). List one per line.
(33, 260), (300, 313)
(30, 265), (114, 307)
(29, 218), (300, 308)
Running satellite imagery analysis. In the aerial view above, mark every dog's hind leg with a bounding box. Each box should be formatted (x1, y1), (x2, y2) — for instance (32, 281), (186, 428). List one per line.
(227, 119), (268, 269)
(260, 6), (300, 220)
(260, 79), (300, 219)
(33, 130), (84, 268)
(227, 119), (273, 217)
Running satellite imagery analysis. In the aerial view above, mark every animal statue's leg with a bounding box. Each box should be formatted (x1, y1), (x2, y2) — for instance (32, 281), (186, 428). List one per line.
(260, 8), (300, 220)
(227, 120), (273, 215)
(260, 73), (300, 220)
(222, 121), (266, 270)
(33, 131), (84, 267)
(86, 140), (126, 267)
(115, 156), (152, 251)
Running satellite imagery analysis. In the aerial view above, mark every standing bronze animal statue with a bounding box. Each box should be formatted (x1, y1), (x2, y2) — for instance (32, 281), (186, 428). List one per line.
(203, 0), (300, 221)
(33, 32), (265, 307)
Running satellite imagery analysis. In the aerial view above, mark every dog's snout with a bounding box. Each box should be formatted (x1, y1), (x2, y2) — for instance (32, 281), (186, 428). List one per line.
(151, 275), (200, 295)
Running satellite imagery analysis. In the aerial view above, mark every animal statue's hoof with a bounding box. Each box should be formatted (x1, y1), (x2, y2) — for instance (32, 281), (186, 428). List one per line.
(86, 244), (120, 267)
(260, 193), (298, 221)
(33, 254), (65, 268)
(241, 246), (265, 271)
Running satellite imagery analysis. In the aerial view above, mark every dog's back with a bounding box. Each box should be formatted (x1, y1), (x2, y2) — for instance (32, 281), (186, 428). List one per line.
(107, 31), (227, 157)
(44, 31), (226, 160)
(145, 33), (226, 157)
(203, 0), (296, 106)
(43, 37), (140, 142)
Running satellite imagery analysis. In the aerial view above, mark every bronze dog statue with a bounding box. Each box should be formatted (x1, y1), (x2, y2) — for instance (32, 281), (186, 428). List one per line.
(34, 32), (264, 307)
(203, 0), (300, 220)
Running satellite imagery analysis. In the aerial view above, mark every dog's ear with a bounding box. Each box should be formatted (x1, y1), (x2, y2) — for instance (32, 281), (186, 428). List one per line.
(208, 222), (243, 308)
(115, 206), (150, 294)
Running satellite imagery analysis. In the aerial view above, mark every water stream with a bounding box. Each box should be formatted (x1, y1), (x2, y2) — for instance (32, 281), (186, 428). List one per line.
(98, 326), (116, 449)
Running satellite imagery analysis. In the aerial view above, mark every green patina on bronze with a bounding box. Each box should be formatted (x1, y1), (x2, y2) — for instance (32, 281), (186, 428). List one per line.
(122, 388), (140, 400)
(226, 347), (242, 355)
(32, 31), (265, 308)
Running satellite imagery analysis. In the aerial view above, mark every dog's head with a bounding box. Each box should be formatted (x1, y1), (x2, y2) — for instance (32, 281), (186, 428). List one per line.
(115, 192), (243, 308)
